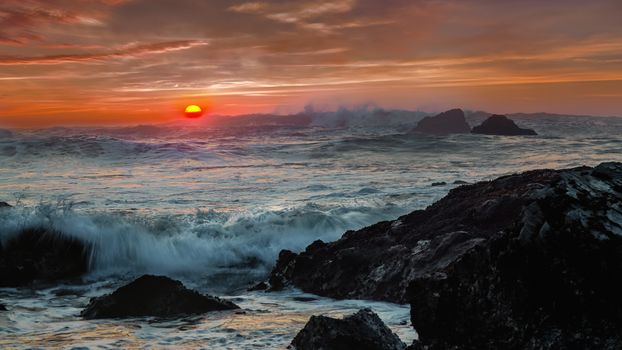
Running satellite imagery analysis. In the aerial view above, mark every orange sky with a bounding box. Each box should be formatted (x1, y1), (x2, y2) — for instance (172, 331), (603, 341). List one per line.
(1, 0), (622, 127)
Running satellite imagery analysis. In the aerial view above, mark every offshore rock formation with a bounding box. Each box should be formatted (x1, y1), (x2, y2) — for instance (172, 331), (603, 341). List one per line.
(472, 114), (537, 135)
(270, 162), (622, 349)
(0, 228), (90, 287)
(81, 275), (239, 319)
(291, 308), (405, 350)
(412, 108), (471, 134)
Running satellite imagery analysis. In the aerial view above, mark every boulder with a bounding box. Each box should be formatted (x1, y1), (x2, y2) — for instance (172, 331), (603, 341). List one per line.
(269, 162), (622, 349)
(0, 202), (11, 208)
(412, 109), (471, 134)
(0, 228), (90, 287)
(471, 114), (537, 135)
(81, 275), (239, 319)
(291, 308), (405, 350)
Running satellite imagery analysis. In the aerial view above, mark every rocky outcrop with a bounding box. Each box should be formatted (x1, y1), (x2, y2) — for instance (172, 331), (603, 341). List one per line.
(291, 308), (405, 350)
(471, 114), (537, 135)
(81, 275), (239, 319)
(270, 162), (622, 348)
(0, 228), (90, 287)
(412, 109), (470, 134)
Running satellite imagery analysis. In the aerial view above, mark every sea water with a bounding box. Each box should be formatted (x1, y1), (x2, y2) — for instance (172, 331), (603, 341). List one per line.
(1, 110), (621, 348)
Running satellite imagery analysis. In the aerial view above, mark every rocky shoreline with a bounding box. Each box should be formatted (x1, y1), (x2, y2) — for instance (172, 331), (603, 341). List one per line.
(2, 162), (621, 348)
(270, 162), (622, 349)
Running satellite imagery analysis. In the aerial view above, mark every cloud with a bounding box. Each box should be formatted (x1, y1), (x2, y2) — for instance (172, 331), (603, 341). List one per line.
(0, 40), (208, 65)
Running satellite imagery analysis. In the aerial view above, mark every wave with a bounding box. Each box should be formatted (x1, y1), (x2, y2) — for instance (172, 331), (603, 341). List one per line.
(0, 201), (407, 286)
(0, 135), (221, 162)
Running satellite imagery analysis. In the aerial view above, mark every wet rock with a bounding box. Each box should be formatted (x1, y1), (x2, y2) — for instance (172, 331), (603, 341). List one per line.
(471, 114), (537, 135)
(0, 201), (11, 208)
(81, 275), (239, 319)
(0, 228), (90, 287)
(412, 108), (471, 134)
(431, 181), (446, 187)
(291, 308), (405, 350)
(453, 180), (468, 185)
(0, 303), (6, 311)
(270, 162), (622, 349)
(248, 281), (268, 291)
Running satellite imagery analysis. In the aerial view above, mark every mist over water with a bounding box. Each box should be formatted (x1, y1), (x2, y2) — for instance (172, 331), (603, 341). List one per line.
(1, 109), (622, 348)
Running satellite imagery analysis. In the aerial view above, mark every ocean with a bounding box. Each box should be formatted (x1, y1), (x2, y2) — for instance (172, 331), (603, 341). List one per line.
(1, 109), (621, 348)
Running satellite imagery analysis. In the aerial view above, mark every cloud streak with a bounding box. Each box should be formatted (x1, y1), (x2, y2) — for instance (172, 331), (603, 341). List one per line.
(0, 40), (208, 65)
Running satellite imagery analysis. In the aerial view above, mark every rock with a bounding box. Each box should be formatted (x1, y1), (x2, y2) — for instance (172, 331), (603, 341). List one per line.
(0, 228), (90, 287)
(412, 108), (471, 134)
(248, 281), (268, 291)
(0, 201), (11, 208)
(269, 162), (622, 348)
(431, 181), (446, 187)
(453, 180), (468, 185)
(471, 114), (537, 135)
(81, 275), (239, 319)
(0, 303), (6, 311)
(291, 308), (406, 350)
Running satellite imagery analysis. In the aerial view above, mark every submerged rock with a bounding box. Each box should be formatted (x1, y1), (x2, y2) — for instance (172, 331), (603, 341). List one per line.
(291, 308), (405, 350)
(0, 228), (90, 287)
(0, 201), (11, 208)
(81, 275), (239, 319)
(412, 108), (471, 134)
(270, 162), (622, 349)
(471, 114), (537, 135)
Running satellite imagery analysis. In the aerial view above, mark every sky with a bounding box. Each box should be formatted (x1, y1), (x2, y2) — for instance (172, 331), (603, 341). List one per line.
(1, 0), (622, 127)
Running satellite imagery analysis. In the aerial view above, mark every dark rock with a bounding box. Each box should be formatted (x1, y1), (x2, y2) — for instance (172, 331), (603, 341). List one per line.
(81, 275), (239, 319)
(0, 228), (90, 287)
(412, 108), (471, 134)
(52, 287), (87, 297)
(453, 180), (468, 185)
(292, 296), (318, 302)
(431, 181), (446, 187)
(248, 281), (268, 291)
(0, 201), (11, 208)
(291, 308), (406, 350)
(472, 114), (537, 135)
(269, 162), (622, 349)
(0, 303), (6, 311)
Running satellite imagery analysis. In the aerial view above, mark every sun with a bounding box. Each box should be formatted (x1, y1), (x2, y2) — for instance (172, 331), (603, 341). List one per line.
(184, 104), (203, 118)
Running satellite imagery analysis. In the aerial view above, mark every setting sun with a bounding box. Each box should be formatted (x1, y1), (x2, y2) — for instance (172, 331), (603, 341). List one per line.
(184, 104), (203, 118)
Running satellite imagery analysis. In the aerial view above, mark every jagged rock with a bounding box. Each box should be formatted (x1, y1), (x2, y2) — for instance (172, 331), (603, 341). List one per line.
(248, 281), (268, 291)
(269, 162), (622, 349)
(412, 109), (471, 134)
(472, 114), (537, 135)
(0, 228), (90, 287)
(81, 275), (239, 319)
(291, 308), (405, 350)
